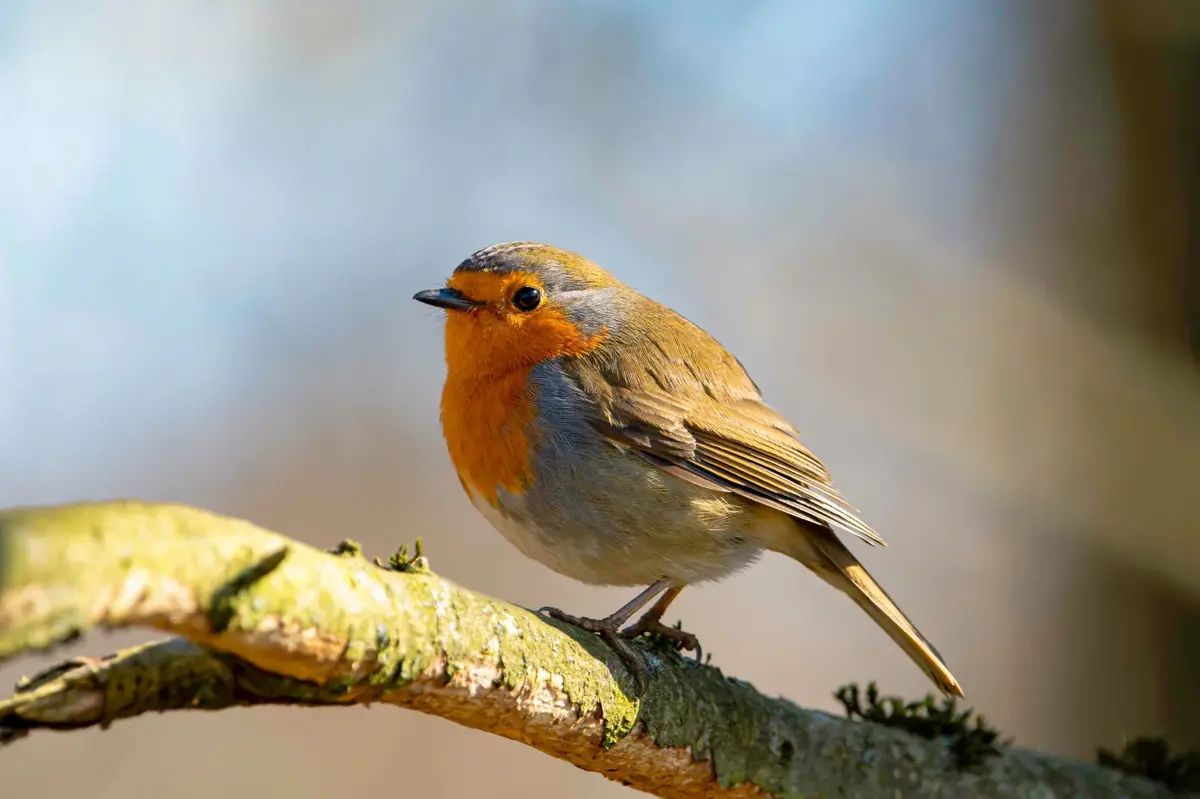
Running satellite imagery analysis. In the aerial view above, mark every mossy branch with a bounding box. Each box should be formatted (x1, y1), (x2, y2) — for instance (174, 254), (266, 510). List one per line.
(0, 501), (1181, 798)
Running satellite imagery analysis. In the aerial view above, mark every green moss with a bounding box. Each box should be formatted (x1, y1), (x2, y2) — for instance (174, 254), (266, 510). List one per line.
(1, 639), (241, 744)
(373, 538), (429, 573)
(835, 682), (1005, 770)
(422, 577), (639, 744)
(1098, 737), (1200, 792)
(2, 502), (639, 746)
(635, 654), (804, 792)
(100, 640), (238, 726)
(1, 501), (1185, 798)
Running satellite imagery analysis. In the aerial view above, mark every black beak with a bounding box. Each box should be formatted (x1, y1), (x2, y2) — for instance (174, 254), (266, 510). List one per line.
(413, 287), (483, 312)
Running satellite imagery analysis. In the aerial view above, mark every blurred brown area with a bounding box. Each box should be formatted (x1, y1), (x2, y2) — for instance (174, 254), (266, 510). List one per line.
(1094, 0), (1200, 746)
(1, 1), (1197, 797)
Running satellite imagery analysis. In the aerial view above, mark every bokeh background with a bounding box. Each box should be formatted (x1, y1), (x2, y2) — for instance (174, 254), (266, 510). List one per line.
(2, 1), (1198, 796)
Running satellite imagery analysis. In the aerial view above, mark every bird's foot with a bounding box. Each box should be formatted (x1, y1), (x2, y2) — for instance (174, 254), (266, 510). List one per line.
(621, 617), (702, 663)
(537, 606), (650, 694)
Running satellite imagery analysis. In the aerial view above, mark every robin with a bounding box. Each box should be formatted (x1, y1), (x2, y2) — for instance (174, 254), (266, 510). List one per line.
(414, 241), (962, 696)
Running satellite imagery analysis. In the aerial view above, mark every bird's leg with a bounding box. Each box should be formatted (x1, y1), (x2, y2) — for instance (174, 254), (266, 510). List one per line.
(538, 580), (671, 693)
(618, 586), (701, 661)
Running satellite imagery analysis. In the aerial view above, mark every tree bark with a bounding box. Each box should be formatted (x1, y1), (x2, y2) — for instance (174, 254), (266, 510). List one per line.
(0, 501), (1176, 798)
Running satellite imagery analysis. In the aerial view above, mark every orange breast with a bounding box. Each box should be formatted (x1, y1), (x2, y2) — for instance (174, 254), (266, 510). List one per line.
(440, 369), (538, 504)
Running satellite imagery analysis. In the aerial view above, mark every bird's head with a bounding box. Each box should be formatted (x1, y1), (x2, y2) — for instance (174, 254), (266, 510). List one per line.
(414, 242), (625, 377)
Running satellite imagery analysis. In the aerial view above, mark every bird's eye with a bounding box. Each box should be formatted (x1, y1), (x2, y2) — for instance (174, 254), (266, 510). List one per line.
(512, 286), (542, 312)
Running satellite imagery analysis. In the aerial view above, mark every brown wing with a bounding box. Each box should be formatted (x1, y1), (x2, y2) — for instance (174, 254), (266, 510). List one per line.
(570, 302), (885, 547)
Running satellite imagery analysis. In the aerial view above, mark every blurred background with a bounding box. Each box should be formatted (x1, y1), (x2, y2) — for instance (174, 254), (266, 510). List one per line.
(2, 1), (1197, 796)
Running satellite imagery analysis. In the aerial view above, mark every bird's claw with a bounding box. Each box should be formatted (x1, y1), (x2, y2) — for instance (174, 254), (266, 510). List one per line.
(621, 618), (703, 664)
(536, 606), (651, 695)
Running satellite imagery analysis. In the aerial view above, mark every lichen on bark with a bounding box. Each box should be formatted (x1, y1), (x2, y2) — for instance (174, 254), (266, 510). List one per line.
(0, 501), (1185, 799)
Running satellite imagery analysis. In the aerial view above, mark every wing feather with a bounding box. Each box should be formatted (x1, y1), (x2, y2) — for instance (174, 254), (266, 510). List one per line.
(569, 302), (885, 547)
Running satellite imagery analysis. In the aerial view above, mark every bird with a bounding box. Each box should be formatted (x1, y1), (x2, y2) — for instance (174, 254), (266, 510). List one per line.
(414, 241), (962, 696)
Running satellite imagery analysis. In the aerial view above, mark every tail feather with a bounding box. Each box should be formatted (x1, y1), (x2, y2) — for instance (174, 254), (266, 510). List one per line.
(773, 522), (964, 697)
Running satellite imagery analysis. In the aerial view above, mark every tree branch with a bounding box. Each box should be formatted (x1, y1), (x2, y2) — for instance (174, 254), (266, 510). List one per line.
(0, 501), (1174, 798)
